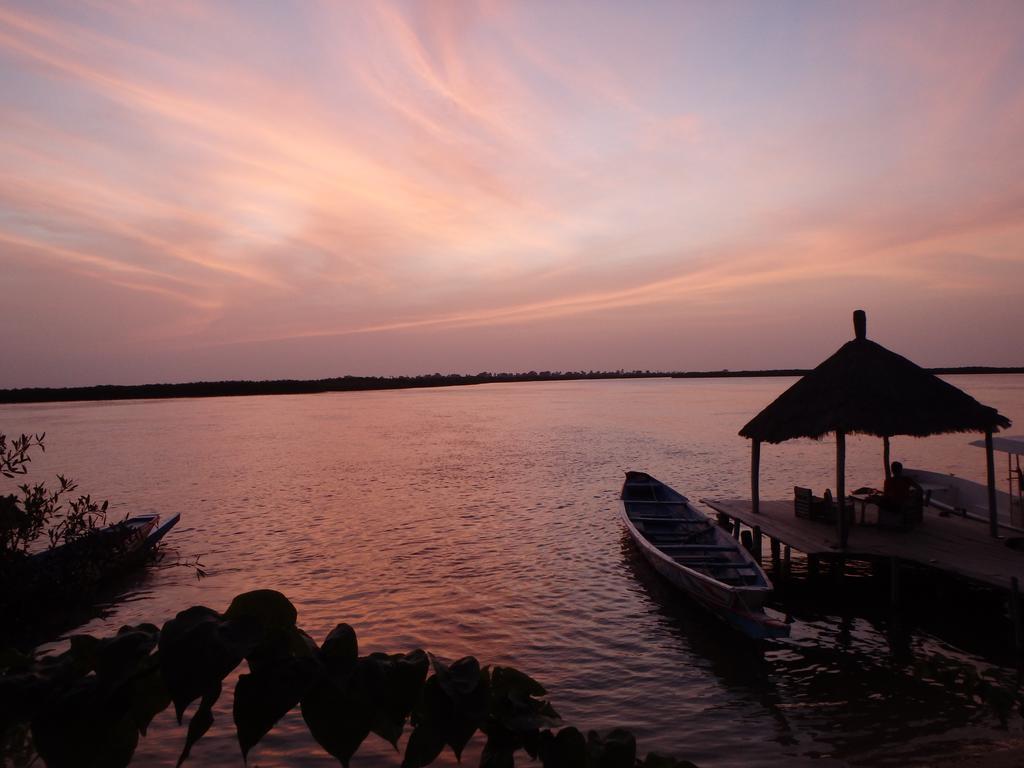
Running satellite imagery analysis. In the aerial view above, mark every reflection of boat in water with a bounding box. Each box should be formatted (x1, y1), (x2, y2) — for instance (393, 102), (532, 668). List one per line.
(908, 435), (1024, 531)
(620, 471), (789, 639)
(619, 523), (1023, 766)
(3, 513), (181, 647)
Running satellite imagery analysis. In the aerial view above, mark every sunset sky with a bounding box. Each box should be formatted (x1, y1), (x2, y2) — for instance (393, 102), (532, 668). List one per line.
(2, 1), (1023, 388)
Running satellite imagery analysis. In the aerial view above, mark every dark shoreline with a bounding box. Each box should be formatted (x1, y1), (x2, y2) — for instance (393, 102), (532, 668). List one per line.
(1, 366), (1021, 405)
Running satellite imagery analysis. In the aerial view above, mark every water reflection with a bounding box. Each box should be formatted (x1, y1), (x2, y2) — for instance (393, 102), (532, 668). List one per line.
(3, 376), (1022, 766)
(619, 530), (1023, 765)
(26, 565), (162, 653)
(618, 535), (798, 746)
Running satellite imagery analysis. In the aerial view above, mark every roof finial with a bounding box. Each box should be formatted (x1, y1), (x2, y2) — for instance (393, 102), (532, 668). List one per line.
(853, 309), (866, 340)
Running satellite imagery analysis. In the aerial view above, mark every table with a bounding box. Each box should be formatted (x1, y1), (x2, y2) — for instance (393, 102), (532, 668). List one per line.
(849, 491), (882, 525)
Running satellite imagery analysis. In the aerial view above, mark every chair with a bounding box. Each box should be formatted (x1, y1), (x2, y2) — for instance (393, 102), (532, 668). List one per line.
(794, 487), (814, 519)
(819, 497), (854, 525)
(795, 486), (852, 524)
(877, 488), (923, 531)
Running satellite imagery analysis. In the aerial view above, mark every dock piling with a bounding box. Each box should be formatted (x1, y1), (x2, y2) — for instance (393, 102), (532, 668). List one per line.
(1012, 577), (1022, 652)
(808, 554), (819, 580)
(740, 529), (753, 553)
(834, 556), (846, 585)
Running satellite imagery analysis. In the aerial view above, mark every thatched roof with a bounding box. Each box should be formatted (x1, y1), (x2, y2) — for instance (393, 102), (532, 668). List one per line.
(740, 311), (1011, 443)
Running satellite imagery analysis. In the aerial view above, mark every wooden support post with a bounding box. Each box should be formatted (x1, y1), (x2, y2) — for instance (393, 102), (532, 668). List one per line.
(1012, 577), (1022, 653)
(733, 518), (742, 539)
(717, 512), (730, 529)
(740, 529), (753, 553)
(889, 557), (900, 608)
(883, 436), (892, 480)
(751, 439), (761, 514)
(837, 431), (848, 549)
(783, 545), (791, 579)
(753, 525), (763, 563)
(808, 554), (819, 579)
(770, 538), (781, 576)
(986, 430), (999, 538)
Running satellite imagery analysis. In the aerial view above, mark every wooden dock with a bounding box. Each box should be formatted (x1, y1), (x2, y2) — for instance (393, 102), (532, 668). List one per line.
(701, 498), (1024, 593)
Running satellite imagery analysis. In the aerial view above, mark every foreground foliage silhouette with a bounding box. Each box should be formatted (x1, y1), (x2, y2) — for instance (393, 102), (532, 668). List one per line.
(1, 432), (109, 562)
(0, 589), (697, 768)
(1, 432), (123, 648)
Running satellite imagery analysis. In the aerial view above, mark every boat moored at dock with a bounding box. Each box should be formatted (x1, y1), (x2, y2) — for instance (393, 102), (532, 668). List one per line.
(620, 471), (789, 640)
(907, 435), (1024, 530)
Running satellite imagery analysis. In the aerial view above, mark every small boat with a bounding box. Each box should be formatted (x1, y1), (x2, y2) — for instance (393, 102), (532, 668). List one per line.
(27, 512), (180, 583)
(144, 512), (181, 549)
(1, 513), (182, 637)
(620, 471), (789, 639)
(907, 435), (1024, 531)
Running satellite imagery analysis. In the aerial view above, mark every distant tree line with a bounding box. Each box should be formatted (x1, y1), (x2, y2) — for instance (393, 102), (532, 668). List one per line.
(1, 371), (656, 404)
(1, 367), (1020, 405)
(669, 366), (1024, 379)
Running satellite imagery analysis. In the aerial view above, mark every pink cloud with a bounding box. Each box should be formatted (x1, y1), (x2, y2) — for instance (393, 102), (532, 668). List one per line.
(0, 1), (1022, 386)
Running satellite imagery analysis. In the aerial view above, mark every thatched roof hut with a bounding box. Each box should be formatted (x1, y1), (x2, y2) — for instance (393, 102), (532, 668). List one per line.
(740, 312), (1010, 443)
(740, 310), (1011, 545)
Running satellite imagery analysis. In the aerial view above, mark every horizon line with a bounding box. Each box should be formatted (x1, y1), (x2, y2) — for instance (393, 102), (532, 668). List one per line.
(2, 366), (1023, 406)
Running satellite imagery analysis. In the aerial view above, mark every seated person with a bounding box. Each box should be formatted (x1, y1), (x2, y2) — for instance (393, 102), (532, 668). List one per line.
(870, 461), (922, 516)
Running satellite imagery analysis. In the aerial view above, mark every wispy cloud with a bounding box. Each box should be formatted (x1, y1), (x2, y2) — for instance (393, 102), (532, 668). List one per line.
(1, 0), (1023, 385)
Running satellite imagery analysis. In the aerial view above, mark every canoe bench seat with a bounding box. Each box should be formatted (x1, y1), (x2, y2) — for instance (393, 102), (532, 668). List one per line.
(674, 559), (758, 570)
(631, 516), (704, 523)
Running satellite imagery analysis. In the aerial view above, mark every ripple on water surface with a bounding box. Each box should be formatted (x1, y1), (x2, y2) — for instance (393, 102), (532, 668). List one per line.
(4, 377), (1024, 766)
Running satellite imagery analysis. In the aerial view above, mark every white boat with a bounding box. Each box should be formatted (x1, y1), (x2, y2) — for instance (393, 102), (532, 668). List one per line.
(907, 435), (1024, 531)
(620, 471), (789, 639)
(144, 512), (181, 549)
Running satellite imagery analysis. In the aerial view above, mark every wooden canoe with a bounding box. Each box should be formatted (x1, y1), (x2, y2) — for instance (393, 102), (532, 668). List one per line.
(27, 512), (179, 583)
(620, 471), (789, 639)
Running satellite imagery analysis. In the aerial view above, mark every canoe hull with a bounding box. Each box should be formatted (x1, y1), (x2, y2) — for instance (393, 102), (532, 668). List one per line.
(620, 471), (788, 640)
(144, 512), (181, 549)
(25, 512), (176, 587)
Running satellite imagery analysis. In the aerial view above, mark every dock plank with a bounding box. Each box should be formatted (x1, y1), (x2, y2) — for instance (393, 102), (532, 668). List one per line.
(700, 498), (1024, 592)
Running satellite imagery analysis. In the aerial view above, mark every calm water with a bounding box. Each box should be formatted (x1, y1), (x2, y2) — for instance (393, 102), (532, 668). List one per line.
(3, 376), (1024, 767)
